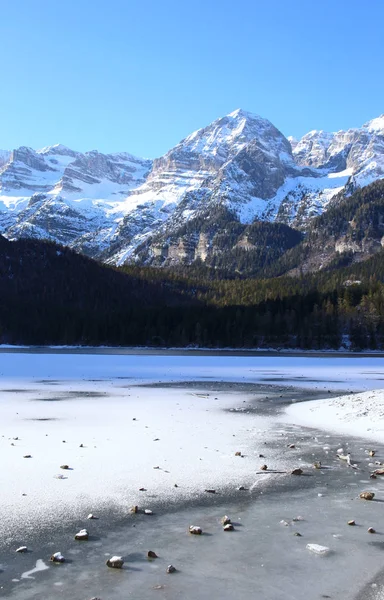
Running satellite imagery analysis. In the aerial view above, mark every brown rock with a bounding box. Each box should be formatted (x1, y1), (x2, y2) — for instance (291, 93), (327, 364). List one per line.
(221, 515), (231, 525)
(223, 523), (234, 531)
(291, 468), (303, 476)
(148, 550), (158, 558)
(360, 491), (375, 500)
(60, 465), (70, 470)
(260, 464), (268, 471)
(348, 520), (356, 526)
(369, 450), (376, 457)
(235, 451), (242, 457)
(130, 506), (139, 513)
(368, 527), (376, 534)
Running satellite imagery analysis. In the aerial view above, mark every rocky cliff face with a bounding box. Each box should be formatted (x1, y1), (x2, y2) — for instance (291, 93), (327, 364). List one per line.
(0, 110), (384, 270)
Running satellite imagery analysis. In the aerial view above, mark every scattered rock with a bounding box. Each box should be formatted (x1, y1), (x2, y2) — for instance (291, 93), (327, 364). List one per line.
(293, 532), (302, 537)
(280, 520), (290, 526)
(306, 544), (330, 556)
(292, 516), (304, 522)
(223, 523), (234, 531)
(348, 520), (356, 526)
(360, 491), (375, 501)
(205, 489), (216, 494)
(259, 454), (265, 458)
(130, 506), (139, 513)
(368, 527), (376, 534)
(166, 565), (176, 573)
(260, 464), (268, 471)
(106, 556), (124, 569)
(75, 528), (89, 541)
(291, 468), (303, 475)
(148, 551), (158, 559)
(370, 474), (377, 479)
(235, 451), (242, 457)
(288, 444), (296, 449)
(50, 552), (65, 563)
(237, 486), (247, 491)
(139, 487), (147, 492)
(60, 465), (70, 470)
(153, 466), (160, 469)
(374, 469), (384, 475)
(15, 546), (28, 553)
(174, 483), (178, 488)
(23, 455), (32, 459)
(189, 525), (202, 535)
(87, 513), (97, 519)
(79, 443), (84, 448)
(221, 516), (231, 525)
(369, 450), (376, 457)
(144, 509), (153, 515)
(313, 462), (322, 469)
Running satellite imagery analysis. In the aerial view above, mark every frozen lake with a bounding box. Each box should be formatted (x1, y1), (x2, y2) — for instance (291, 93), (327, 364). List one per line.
(0, 351), (383, 600)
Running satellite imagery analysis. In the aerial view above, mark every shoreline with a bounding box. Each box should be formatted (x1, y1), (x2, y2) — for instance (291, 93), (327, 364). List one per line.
(2, 345), (384, 358)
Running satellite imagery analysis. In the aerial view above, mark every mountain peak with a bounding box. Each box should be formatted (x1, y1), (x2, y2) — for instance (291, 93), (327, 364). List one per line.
(38, 143), (79, 157)
(364, 114), (384, 132)
(228, 108), (257, 119)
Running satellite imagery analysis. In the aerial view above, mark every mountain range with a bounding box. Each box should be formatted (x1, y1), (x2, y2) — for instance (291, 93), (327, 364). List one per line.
(1, 109), (384, 273)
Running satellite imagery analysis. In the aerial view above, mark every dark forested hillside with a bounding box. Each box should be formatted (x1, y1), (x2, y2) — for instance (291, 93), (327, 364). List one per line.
(2, 234), (384, 350)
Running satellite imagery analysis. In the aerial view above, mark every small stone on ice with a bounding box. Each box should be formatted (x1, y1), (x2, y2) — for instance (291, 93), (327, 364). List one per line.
(291, 468), (303, 475)
(348, 520), (356, 526)
(189, 525), (202, 535)
(87, 513), (97, 519)
(360, 491), (375, 501)
(166, 564), (176, 573)
(50, 552), (65, 563)
(75, 528), (89, 540)
(16, 546), (28, 553)
(368, 527), (376, 534)
(106, 556), (124, 569)
(148, 550), (158, 558)
(221, 515), (231, 525)
(144, 509), (153, 515)
(306, 544), (330, 555)
(223, 523), (234, 531)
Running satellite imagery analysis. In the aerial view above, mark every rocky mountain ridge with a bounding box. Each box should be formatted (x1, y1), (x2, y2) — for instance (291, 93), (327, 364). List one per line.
(1, 109), (383, 271)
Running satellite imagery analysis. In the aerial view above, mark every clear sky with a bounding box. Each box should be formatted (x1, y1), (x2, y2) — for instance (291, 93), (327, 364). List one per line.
(1, 0), (383, 158)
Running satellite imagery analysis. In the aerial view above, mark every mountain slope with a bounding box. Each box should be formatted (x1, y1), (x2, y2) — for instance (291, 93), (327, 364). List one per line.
(0, 110), (384, 271)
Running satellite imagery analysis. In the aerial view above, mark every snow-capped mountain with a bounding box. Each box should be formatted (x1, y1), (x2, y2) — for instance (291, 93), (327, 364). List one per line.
(0, 109), (384, 267)
(292, 115), (384, 187)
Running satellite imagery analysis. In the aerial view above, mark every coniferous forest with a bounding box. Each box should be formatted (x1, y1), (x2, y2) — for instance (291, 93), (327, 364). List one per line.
(1, 230), (384, 350)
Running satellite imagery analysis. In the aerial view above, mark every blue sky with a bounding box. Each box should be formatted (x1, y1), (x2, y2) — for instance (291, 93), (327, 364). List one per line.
(1, 0), (383, 157)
